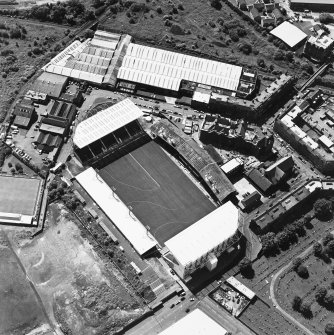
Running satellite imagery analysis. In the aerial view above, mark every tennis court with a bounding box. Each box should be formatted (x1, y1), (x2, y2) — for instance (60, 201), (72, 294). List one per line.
(0, 176), (41, 215)
(99, 141), (215, 245)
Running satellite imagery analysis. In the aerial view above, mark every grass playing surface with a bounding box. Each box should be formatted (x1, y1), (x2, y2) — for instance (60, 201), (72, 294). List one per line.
(0, 176), (41, 215)
(99, 141), (215, 245)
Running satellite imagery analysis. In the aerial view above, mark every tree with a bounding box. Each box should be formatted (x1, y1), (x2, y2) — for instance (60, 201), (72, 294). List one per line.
(300, 300), (312, 317)
(277, 231), (290, 249)
(210, 0), (221, 10)
(257, 58), (265, 68)
(323, 233), (334, 246)
(313, 242), (323, 257)
(261, 232), (278, 256)
(92, 0), (104, 8)
(315, 286), (327, 303)
(292, 295), (301, 311)
(324, 292), (334, 306)
(314, 198), (332, 220)
(296, 265), (309, 278)
(239, 257), (252, 274)
(240, 43), (252, 55)
(319, 13), (334, 24)
(292, 257), (303, 271)
(325, 240), (334, 257)
(325, 323), (334, 335)
(15, 162), (22, 171)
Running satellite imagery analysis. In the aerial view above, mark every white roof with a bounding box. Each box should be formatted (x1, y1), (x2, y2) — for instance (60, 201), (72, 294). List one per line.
(226, 276), (255, 300)
(221, 158), (243, 174)
(76, 168), (157, 255)
(158, 309), (227, 335)
(73, 99), (143, 149)
(319, 134), (334, 148)
(288, 105), (302, 119)
(165, 201), (239, 267)
(271, 22), (307, 48)
(291, 125), (306, 139)
(117, 43), (242, 92)
(302, 135), (318, 150)
(281, 115), (294, 128)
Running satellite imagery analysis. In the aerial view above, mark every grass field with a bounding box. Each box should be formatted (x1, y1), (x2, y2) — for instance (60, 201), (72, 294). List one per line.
(0, 18), (72, 122)
(0, 175), (41, 215)
(0, 231), (51, 335)
(99, 141), (215, 245)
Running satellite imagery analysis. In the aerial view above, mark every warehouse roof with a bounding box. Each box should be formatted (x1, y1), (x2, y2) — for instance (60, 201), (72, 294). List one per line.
(117, 43), (242, 92)
(73, 98), (143, 149)
(270, 22), (307, 48)
(76, 168), (157, 255)
(158, 309), (227, 335)
(165, 201), (239, 267)
(30, 72), (68, 98)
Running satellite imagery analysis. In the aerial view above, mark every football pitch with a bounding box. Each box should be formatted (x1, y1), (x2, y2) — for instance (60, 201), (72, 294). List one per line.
(0, 176), (41, 215)
(99, 141), (215, 245)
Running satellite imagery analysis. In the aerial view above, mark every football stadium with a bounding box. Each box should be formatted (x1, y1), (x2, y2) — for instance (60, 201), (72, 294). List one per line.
(74, 99), (242, 280)
(0, 175), (43, 226)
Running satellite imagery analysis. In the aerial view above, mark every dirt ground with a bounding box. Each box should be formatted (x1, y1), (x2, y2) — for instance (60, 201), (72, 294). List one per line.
(0, 230), (51, 335)
(7, 203), (146, 335)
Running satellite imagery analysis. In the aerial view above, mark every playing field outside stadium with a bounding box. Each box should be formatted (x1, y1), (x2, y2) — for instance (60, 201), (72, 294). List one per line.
(0, 175), (41, 216)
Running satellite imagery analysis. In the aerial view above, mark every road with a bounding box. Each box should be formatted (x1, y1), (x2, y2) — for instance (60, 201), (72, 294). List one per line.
(270, 244), (316, 335)
(125, 292), (255, 335)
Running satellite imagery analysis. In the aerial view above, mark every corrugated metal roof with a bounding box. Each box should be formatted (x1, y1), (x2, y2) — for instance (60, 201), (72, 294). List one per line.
(73, 98), (143, 149)
(117, 43), (242, 92)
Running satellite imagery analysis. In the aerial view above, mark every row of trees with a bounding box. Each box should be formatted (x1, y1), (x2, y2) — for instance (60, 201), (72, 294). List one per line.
(261, 215), (311, 256)
(28, 0), (96, 25)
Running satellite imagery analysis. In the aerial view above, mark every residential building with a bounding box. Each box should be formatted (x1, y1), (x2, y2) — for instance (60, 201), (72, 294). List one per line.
(304, 35), (334, 63)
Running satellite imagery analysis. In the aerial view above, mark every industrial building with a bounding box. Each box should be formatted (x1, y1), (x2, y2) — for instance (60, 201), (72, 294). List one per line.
(199, 115), (274, 157)
(274, 89), (334, 175)
(304, 35), (334, 63)
(30, 72), (68, 99)
(270, 21), (308, 49)
(290, 0), (334, 12)
(13, 98), (35, 129)
(158, 309), (228, 335)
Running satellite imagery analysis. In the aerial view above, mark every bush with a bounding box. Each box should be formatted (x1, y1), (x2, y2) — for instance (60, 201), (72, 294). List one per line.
(156, 6), (162, 14)
(292, 295), (301, 311)
(292, 257), (303, 271)
(170, 23), (184, 35)
(95, 5), (106, 16)
(325, 240), (334, 257)
(325, 323), (334, 335)
(8, 162), (12, 168)
(315, 286), (327, 303)
(296, 265), (309, 278)
(15, 162), (22, 171)
(324, 292), (334, 306)
(277, 231), (290, 249)
(229, 29), (239, 42)
(257, 58), (265, 68)
(240, 42), (252, 55)
(0, 49), (14, 56)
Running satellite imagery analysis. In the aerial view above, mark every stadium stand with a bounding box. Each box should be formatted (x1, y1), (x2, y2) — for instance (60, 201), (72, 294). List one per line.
(73, 99), (149, 166)
(150, 119), (236, 203)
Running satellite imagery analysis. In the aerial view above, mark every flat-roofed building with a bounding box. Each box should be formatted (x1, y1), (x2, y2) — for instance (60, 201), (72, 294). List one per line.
(291, 0), (334, 12)
(165, 201), (241, 280)
(13, 98), (35, 129)
(158, 309), (228, 335)
(304, 35), (334, 63)
(270, 22), (308, 49)
(30, 72), (68, 99)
